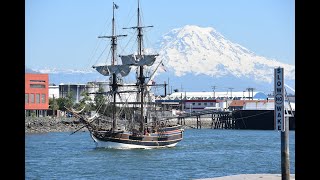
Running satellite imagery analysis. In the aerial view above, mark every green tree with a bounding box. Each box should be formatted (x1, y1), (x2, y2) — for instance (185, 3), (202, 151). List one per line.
(94, 86), (105, 109)
(56, 92), (75, 111)
(94, 86), (114, 116)
(65, 91), (74, 108)
(56, 97), (67, 111)
(73, 90), (94, 113)
(80, 90), (92, 110)
(49, 98), (59, 110)
(49, 97), (59, 116)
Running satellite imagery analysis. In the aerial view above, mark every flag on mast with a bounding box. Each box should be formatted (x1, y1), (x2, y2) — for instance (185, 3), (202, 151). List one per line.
(114, 3), (119, 9)
(160, 62), (167, 72)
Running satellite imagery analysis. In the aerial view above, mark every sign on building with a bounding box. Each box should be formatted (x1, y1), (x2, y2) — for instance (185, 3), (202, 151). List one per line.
(274, 67), (285, 132)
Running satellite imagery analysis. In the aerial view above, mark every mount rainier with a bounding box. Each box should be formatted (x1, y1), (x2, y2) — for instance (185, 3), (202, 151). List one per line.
(27, 25), (295, 94)
(154, 25), (294, 94)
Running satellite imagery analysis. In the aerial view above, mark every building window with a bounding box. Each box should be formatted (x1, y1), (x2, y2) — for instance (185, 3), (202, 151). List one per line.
(41, 94), (46, 103)
(30, 84), (45, 88)
(36, 94), (40, 104)
(204, 103), (207, 105)
(30, 94), (34, 103)
(192, 103), (195, 105)
(210, 103), (213, 106)
(30, 80), (46, 82)
(198, 103), (201, 105)
(25, 94), (29, 103)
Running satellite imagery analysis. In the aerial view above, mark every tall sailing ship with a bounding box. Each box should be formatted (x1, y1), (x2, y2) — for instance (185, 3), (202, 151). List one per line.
(67, 1), (183, 149)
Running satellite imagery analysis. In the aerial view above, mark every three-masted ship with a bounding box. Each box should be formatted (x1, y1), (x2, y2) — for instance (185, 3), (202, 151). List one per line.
(67, 1), (183, 149)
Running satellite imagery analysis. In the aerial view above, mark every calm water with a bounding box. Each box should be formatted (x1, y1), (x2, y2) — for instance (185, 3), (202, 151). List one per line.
(25, 129), (295, 180)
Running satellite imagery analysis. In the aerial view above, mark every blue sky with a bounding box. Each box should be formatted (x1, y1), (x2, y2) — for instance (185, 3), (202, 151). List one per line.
(26, 0), (295, 70)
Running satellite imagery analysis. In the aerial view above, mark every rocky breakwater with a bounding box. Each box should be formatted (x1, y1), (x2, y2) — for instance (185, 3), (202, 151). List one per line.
(25, 116), (217, 134)
(25, 117), (88, 134)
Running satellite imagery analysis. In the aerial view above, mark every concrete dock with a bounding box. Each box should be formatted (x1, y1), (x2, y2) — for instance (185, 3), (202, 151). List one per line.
(196, 174), (295, 180)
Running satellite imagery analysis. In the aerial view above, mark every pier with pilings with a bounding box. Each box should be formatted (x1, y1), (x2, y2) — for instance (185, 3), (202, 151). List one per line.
(163, 109), (239, 129)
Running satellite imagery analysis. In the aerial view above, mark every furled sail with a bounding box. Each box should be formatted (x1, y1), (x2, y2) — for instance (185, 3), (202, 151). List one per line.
(120, 54), (157, 66)
(87, 113), (99, 122)
(120, 54), (136, 65)
(93, 65), (131, 77)
(92, 65), (110, 76)
(107, 65), (131, 76)
(70, 106), (85, 114)
(139, 55), (157, 66)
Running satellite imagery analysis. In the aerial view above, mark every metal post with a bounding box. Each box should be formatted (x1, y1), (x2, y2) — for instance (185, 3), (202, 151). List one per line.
(76, 85), (79, 103)
(164, 81), (167, 96)
(212, 85), (216, 99)
(281, 116), (290, 180)
(52, 94), (55, 117)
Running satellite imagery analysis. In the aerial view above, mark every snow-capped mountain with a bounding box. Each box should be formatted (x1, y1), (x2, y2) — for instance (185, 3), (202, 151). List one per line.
(26, 25), (295, 94)
(152, 25), (295, 94)
(157, 25), (294, 83)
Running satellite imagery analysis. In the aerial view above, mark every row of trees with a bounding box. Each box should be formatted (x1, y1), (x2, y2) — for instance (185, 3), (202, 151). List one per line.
(48, 86), (135, 118)
(49, 87), (105, 115)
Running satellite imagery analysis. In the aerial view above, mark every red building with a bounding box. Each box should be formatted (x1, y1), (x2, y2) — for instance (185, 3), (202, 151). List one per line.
(25, 73), (49, 117)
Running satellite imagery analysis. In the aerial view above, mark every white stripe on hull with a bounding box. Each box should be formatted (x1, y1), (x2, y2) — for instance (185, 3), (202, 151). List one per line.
(90, 133), (178, 149)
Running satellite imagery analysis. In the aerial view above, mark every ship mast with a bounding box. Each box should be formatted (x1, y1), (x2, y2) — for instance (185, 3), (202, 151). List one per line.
(137, 0), (145, 132)
(98, 2), (126, 132)
(124, 0), (153, 132)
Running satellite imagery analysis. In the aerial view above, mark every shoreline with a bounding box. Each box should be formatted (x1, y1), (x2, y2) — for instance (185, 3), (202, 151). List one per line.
(25, 117), (88, 134)
(25, 117), (214, 134)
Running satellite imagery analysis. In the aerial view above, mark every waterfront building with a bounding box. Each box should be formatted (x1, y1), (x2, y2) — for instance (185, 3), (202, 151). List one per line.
(86, 81), (109, 101)
(59, 83), (87, 103)
(229, 99), (295, 111)
(155, 91), (269, 112)
(49, 83), (59, 99)
(25, 73), (49, 117)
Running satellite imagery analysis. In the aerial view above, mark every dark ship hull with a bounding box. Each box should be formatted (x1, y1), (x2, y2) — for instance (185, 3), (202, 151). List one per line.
(90, 125), (183, 149)
(232, 110), (295, 130)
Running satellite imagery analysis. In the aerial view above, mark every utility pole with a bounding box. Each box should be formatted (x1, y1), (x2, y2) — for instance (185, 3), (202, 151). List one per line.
(164, 81), (167, 96)
(252, 88), (255, 100)
(212, 86), (216, 99)
(246, 87), (254, 100)
(229, 87), (234, 99)
(167, 77), (170, 95)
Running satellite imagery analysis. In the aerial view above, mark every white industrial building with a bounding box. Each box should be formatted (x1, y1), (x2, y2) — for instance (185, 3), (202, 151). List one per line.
(155, 91), (269, 113)
(243, 100), (295, 111)
(164, 91), (268, 100)
(49, 84), (59, 99)
(49, 83), (294, 112)
(48, 81), (155, 107)
(59, 83), (87, 103)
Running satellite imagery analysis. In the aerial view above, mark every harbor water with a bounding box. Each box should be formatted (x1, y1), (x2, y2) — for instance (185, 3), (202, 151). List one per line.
(25, 129), (295, 179)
